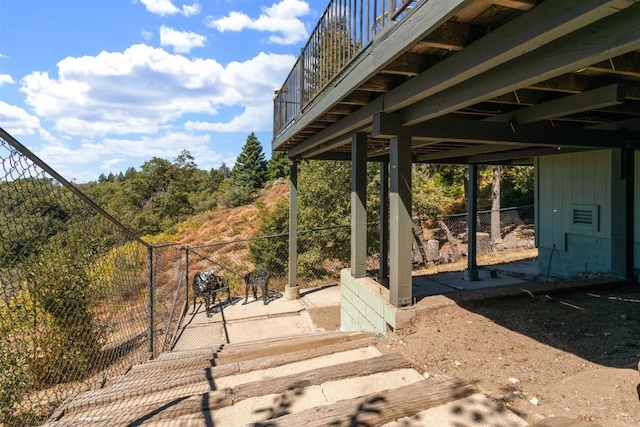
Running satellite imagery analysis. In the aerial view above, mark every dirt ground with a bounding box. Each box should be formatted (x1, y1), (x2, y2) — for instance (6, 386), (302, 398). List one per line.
(308, 284), (640, 426)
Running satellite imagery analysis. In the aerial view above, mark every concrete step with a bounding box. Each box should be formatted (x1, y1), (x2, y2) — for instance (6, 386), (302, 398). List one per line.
(44, 331), (526, 427)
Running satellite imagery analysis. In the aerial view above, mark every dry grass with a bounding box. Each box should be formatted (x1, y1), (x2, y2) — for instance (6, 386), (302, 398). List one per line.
(156, 183), (289, 248)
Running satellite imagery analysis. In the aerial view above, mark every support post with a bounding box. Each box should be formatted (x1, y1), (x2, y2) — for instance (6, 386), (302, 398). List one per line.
(465, 164), (479, 281)
(378, 160), (390, 287)
(389, 134), (413, 307)
(286, 158), (300, 299)
(147, 246), (154, 360)
(351, 133), (367, 278)
(185, 248), (190, 311)
(611, 146), (635, 279)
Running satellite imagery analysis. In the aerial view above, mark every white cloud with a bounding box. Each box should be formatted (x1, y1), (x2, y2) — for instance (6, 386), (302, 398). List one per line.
(140, 0), (200, 17)
(181, 2), (200, 17)
(34, 131), (228, 181)
(160, 25), (206, 54)
(185, 52), (296, 131)
(186, 104), (273, 132)
(19, 45), (295, 138)
(0, 53), (6, 59)
(0, 101), (41, 136)
(141, 29), (153, 42)
(0, 74), (15, 86)
(20, 44), (226, 137)
(205, 0), (310, 45)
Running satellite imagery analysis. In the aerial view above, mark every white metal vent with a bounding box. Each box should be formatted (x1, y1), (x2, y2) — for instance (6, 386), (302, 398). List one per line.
(571, 204), (599, 231)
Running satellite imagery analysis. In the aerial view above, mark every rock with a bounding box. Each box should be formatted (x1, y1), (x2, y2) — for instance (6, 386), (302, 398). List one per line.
(272, 177), (285, 187)
(426, 239), (440, 261)
(423, 372), (430, 379)
(476, 232), (492, 255)
(508, 377), (519, 385)
(530, 396), (539, 406)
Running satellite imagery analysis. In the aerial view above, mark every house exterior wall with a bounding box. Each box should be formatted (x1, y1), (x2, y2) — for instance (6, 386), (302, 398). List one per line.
(536, 149), (639, 277)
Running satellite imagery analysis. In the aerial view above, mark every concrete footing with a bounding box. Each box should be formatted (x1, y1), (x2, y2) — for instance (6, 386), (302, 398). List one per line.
(464, 269), (479, 281)
(284, 285), (300, 300)
(340, 269), (416, 336)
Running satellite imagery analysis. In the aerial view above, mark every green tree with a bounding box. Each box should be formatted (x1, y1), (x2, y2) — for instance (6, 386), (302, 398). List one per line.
(249, 199), (289, 274)
(231, 132), (268, 191)
(251, 160), (380, 276)
(267, 151), (289, 181)
(215, 178), (254, 208)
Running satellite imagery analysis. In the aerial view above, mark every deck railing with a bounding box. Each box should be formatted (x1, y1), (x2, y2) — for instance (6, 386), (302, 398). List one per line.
(273, 0), (418, 137)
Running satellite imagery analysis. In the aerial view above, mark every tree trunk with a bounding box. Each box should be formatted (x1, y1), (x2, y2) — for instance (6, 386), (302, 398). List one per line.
(491, 165), (502, 244)
(411, 210), (428, 265)
(438, 219), (461, 260)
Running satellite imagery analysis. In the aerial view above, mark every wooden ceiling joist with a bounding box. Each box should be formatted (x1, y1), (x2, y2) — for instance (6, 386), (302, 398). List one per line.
(484, 0), (537, 11)
(580, 52), (640, 79)
(486, 83), (626, 124)
(380, 53), (436, 77)
(400, 4), (640, 126)
(412, 21), (486, 52)
(374, 114), (624, 148)
(467, 146), (591, 163)
(415, 144), (517, 162)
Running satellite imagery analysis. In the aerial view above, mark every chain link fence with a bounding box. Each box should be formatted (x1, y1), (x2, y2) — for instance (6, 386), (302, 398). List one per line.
(182, 223), (381, 300)
(0, 129), (185, 426)
(414, 205), (537, 275)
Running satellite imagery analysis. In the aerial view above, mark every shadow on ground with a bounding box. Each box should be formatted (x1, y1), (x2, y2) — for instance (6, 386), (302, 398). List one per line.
(450, 281), (640, 369)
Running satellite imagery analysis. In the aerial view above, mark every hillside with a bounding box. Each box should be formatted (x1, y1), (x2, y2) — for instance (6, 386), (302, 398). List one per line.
(150, 181), (289, 248)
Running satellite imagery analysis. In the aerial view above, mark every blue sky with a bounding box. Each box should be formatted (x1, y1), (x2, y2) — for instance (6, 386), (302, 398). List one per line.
(0, 0), (325, 182)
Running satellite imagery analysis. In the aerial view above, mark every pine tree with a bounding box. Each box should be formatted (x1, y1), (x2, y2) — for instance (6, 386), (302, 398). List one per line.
(267, 151), (289, 181)
(231, 132), (267, 191)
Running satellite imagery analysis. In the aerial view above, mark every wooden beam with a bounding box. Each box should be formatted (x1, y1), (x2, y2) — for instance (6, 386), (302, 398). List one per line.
(306, 152), (353, 161)
(583, 52), (640, 79)
(380, 52), (436, 76)
(274, 377), (476, 427)
(328, 104), (358, 115)
(339, 91), (377, 105)
(588, 117), (640, 131)
(290, 99), (383, 157)
(401, 4), (640, 125)
(300, 127), (365, 159)
(232, 353), (411, 401)
(487, 84), (626, 123)
(529, 74), (640, 99)
(377, 116), (624, 148)
(489, 89), (553, 106)
(358, 74), (397, 92)
(385, 0), (635, 113)
(415, 144), (516, 162)
(282, 0), (633, 157)
(467, 147), (592, 163)
(485, 0), (537, 10)
(412, 21), (486, 52)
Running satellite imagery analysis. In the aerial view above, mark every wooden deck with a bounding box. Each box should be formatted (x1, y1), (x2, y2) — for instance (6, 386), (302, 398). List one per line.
(274, 0), (640, 165)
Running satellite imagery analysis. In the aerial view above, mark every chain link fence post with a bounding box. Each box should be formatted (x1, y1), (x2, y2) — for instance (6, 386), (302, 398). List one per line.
(147, 246), (154, 360)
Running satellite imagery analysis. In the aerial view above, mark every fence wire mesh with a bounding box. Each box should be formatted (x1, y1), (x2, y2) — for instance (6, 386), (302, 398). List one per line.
(183, 223), (381, 303)
(0, 130), (181, 426)
(179, 207), (536, 312)
(414, 205), (537, 275)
